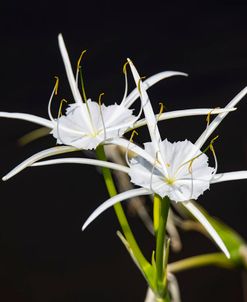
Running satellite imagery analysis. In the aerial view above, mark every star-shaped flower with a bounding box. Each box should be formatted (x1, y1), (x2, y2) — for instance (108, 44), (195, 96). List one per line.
(0, 35), (232, 180)
(81, 60), (247, 258)
(129, 139), (214, 202)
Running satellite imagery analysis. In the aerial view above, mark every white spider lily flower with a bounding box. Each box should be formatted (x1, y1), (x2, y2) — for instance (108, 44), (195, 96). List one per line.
(0, 73), (190, 180)
(0, 35), (187, 179)
(54, 34), (189, 149)
(124, 60), (246, 203)
(51, 99), (138, 150)
(81, 62), (247, 258)
(127, 60), (247, 202)
(129, 139), (214, 202)
(0, 35), (187, 152)
(57, 34), (137, 148)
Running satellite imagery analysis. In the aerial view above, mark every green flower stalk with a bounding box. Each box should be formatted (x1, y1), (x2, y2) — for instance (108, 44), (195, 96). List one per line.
(95, 145), (156, 290)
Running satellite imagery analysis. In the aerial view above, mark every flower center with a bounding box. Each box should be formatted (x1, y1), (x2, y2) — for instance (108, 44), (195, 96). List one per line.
(164, 177), (175, 185)
(90, 131), (100, 138)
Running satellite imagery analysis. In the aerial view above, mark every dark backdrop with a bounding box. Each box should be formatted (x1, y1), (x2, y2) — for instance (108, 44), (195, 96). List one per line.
(0, 3), (247, 302)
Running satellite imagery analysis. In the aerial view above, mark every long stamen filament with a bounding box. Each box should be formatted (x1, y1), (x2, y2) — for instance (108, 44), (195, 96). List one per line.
(77, 50), (87, 70)
(54, 76), (59, 95)
(150, 153), (159, 192)
(79, 67), (88, 102)
(119, 61), (130, 107)
(75, 50), (87, 102)
(158, 102), (165, 121)
(48, 76), (59, 122)
(56, 99), (68, 145)
(130, 130), (139, 142)
(76, 49), (87, 91)
(98, 92), (107, 140)
(174, 136), (219, 177)
(196, 107), (220, 152)
(125, 130), (138, 167)
(123, 61), (129, 75)
(154, 102), (165, 145)
(137, 76), (146, 95)
(209, 137), (219, 177)
(58, 99), (68, 118)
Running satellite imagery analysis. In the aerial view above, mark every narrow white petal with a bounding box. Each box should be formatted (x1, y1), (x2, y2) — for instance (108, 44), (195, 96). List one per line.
(128, 60), (170, 176)
(0, 112), (54, 128)
(82, 188), (151, 230)
(211, 171), (247, 183)
(32, 157), (130, 174)
(124, 71), (188, 108)
(128, 59), (162, 146)
(2, 146), (77, 181)
(195, 86), (247, 149)
(58, 34), (83, 104)
(131, 108), (236, 130)
(182, 201), (230, 258)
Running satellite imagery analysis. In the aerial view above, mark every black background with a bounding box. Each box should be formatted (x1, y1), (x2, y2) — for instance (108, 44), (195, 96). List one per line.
(0, 3), (247, 302)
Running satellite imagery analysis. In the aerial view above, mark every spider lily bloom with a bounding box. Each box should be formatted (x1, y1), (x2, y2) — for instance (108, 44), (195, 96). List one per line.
(52, 35), (139, 150)
(51, 98), (139, 150)
(0, 34), (184, 179)
(0, 34), (187, 151)
(0, 36), (236, 180)
(53, 35), (189, 150)
(81, 61), (247, 258)
(129, 139), (214, 202)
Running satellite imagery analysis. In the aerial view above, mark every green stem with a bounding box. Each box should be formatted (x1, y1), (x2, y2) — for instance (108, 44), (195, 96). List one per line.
(168, 252), (234, 273)
(95, 145), (149, 270)
(155, 195), (170, 294)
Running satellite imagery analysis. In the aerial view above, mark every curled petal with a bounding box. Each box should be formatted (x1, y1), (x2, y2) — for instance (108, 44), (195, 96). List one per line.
(2, 146), (77, 181)
(82, 188), (151, 230)
(182, 201), (230, 258)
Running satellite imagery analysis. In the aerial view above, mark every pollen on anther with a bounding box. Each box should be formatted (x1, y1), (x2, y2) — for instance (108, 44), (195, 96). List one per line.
(137, 77), (146, 94)
(54, 76), (59, 95)
(77, 50), (87, 70)
(206, 107), (220, 126)
(130, 130), (138, 142)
